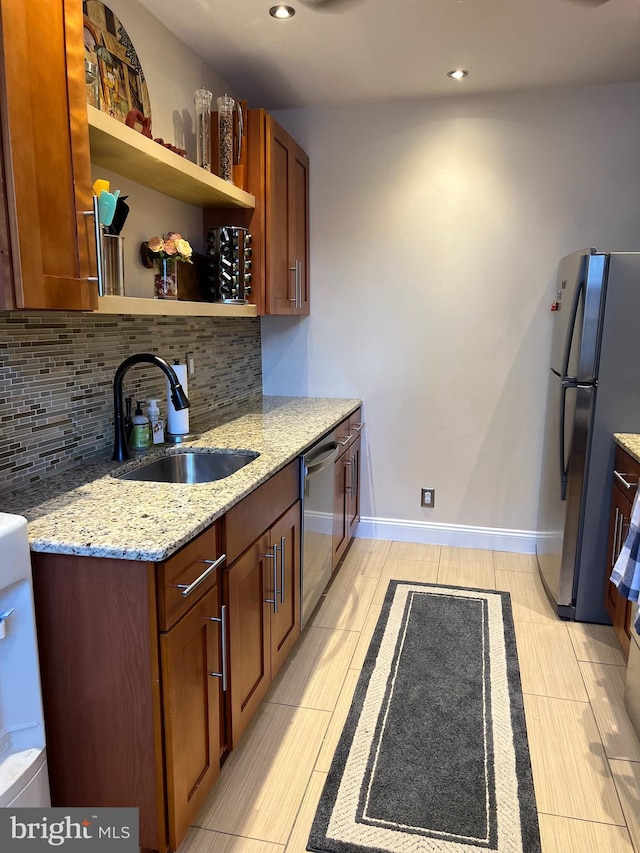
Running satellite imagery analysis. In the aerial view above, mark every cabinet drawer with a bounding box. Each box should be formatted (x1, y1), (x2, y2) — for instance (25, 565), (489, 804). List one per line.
(335, 408), (364, 459)
(157, 522), (223, 631)
(223, 461), (299, 564)
(613, 445), (640, 502)
(349, 408), (364, 435)
(335, 415), (352, 455)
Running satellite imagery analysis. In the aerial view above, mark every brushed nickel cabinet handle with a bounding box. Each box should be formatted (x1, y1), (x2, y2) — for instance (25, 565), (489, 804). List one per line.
(83, 195), (103, 294)
(345, 459), (353, 494)
(614, 470), (638, 490)
(272, 543), (279, 615)
(289, 265), (297, 304)
(612, 507), (620, 567)
(352, 451), (358, 497)
(617, 513), (626, 561)
(263, 543), (279, 614)
(352, 422), (364, 431)
(174, 553), (226, 597)
(280, 536), (286, 605)
(289, 262), (302, 308)
(208, 604), (228, 692)
(338, 435), (352, 446)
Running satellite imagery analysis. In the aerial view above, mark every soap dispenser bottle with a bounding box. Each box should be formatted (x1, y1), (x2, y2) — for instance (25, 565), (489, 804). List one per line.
(130, 400), (151, 450)
(147, 399), (165, 445)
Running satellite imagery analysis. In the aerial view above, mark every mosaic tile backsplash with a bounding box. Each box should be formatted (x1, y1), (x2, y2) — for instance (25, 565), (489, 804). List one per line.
(0, 312), (262, 492)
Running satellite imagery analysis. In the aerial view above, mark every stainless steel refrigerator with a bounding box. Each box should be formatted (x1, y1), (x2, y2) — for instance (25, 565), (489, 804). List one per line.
(536, 249), (640, 622)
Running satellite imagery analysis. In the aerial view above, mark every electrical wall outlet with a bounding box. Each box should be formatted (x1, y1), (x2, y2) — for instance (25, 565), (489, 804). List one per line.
(186, 351), (195, 378)
(421, 488), (435, 508)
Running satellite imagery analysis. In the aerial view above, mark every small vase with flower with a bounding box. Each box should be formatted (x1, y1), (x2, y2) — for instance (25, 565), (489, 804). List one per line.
(142, 233), (193, 299)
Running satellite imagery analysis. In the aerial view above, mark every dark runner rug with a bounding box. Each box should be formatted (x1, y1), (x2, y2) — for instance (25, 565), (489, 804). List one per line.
(308, 581), (541, 853)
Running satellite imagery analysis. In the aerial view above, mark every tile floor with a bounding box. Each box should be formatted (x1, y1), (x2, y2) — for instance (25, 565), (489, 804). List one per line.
(177, 540), (640, 853)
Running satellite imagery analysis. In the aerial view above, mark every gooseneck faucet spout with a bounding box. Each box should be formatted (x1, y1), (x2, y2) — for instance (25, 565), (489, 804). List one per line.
(112, 353), (190, 461)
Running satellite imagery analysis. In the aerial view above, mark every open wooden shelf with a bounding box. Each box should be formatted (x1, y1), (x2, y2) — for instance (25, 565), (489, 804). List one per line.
(96, 296), (257, 318)
(87, 106), (255, 209)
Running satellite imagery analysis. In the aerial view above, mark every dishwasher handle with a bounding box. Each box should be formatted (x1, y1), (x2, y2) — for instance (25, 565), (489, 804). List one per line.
(304, 441), (339, 476)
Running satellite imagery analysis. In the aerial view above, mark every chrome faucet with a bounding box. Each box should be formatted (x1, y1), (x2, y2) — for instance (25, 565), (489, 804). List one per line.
(112, 353), (190, 461)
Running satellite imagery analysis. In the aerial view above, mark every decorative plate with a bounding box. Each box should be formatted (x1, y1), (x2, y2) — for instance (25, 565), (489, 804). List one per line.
(83, 1), (152, 125)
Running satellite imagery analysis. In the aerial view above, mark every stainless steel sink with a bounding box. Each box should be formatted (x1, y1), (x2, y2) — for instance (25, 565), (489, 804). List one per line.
(118, 449), (259, 484)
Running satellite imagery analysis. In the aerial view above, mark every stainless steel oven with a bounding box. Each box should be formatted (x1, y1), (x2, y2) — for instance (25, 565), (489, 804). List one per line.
(300, 430), (339, 628)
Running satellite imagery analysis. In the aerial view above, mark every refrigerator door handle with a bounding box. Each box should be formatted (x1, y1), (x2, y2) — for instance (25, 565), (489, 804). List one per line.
(560, 256), (587, 384)
(559, 382), (570, 501)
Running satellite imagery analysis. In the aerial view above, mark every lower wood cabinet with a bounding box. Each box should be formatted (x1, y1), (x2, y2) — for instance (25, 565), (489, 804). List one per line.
(347, 435), (362, 542)
(28, 439), (361, 850)
(604, 443), (640, 659)
(161, 585), (223, 851)
(225, 499), (300, 747)
(32, 522), (225, 853)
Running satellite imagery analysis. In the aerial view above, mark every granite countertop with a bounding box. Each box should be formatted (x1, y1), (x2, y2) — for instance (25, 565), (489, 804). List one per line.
(614, 433), (640, 465)
(2, 396), (361, 562)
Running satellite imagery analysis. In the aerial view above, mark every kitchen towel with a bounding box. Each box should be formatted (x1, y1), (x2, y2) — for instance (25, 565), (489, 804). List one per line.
(611, 488), (640, 632)
(166, 362), (189, 435)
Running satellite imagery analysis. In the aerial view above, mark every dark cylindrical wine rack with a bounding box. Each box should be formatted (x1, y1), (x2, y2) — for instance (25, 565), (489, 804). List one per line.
(206, 226), (252, 304)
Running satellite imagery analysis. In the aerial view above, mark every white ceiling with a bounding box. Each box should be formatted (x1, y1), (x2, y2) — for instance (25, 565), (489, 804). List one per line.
(140, 0), (640, 109)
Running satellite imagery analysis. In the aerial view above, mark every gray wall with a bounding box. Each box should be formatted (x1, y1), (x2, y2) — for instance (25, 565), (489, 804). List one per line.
(263, 83), (640, 549)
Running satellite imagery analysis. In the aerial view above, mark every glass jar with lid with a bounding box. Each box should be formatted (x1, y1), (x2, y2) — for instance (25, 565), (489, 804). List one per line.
(85, 59), (100, 109)
(194, 88), (213, 172)
(217, 94), (235, 183)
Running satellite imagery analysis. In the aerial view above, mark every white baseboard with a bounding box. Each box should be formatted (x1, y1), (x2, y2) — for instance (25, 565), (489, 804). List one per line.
(354, 516), (537, 554)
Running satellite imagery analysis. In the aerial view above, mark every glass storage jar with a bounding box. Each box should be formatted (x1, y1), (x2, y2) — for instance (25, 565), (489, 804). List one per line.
(85, 59), (100, 109)
(194, 88), (212, 172)
(217, 94), (235, 183)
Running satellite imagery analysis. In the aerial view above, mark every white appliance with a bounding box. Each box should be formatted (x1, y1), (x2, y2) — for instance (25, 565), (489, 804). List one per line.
(0, 513), (50, 807)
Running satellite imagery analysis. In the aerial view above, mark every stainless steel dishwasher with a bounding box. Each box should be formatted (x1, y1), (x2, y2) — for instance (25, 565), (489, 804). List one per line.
(300, 430), (339, 628)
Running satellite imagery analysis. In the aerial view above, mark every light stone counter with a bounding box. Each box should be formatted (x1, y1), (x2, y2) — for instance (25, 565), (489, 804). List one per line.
(614, 433), (640, 465)
(2, 396), (361, 562)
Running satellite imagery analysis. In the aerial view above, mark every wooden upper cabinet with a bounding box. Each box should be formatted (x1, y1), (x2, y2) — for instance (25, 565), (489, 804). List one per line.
(0, 0), (97, 310)
(266, 117), (309, 315)
(203, 110), (309, 316)
(291, 138), (310, 314)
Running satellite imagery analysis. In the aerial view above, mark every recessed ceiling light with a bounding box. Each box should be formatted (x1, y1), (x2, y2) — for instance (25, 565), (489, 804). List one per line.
(447, 69), (469, 79)
(269, 5), (296, 18)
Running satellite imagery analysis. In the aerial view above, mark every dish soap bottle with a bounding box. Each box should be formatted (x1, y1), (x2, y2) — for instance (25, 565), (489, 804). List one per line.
(130, 401), (151, 450)
(147, 399), (165, 445)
